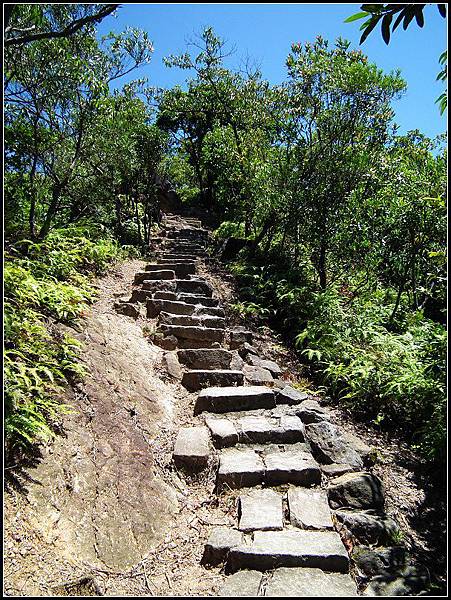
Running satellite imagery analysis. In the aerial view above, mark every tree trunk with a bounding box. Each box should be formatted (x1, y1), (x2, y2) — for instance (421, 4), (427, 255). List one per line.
(38, 182), (62, 239)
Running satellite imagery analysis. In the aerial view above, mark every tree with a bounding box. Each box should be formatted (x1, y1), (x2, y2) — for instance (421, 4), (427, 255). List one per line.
(5, 5), (154, 239)
(4, 4), (119, 46)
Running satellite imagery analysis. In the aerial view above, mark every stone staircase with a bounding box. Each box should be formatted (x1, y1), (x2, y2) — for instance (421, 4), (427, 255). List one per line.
(116, 213), (401, 597)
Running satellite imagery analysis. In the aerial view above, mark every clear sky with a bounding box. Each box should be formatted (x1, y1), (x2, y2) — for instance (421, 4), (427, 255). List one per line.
(97, 3), (448, 139)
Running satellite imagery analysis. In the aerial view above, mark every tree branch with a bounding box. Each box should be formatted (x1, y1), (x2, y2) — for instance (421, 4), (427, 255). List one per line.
(5, 4), (120, 47)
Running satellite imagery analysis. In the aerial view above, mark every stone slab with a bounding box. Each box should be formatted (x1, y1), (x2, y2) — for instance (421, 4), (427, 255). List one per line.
(182, 370), (244, 392)
(178, 348), (233, 370)
(143, 269), (175, 280)
(217, 448), (265, 489)
(195, 386), (275, 415)
(145, 262), (196, 277)
(265, 567), (358, 597)
(243, 364), (274, 385)
(205, 416), (239, 448)
(276, 386), (309, 405)
(227, 530), (349, 573)
(173, 426), (210, 471)
(237, 415), (277, 444)
(147, 299), (196, 318)
(219, 570), (262, 597)
(153, 291), (177, 300)
(263, 447), (321, 486)
(238, 489), (283, 532)
(247, 354), (282, 376)
(288, 487), (334, 530)
(159, 325), (225, 343)
(159, 312), (226, 329)
(202, 526), (244, 565)
(177, 294), (219, 307)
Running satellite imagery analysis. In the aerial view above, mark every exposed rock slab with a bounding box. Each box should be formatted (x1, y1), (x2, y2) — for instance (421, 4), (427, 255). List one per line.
(265, 567), (358, 597)
(334, 509), (399, 545)
(295, 399), (330, 423)
(238, 489), (283, 532)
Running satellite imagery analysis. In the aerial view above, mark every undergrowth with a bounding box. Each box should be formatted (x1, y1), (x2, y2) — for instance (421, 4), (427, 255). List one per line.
(4, 225), (128, 453)
(226, 253), (446, 464)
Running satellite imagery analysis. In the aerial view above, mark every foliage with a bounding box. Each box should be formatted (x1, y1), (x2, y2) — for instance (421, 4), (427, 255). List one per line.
(345, 4), (447, 114)
(4, 228), (125, 451)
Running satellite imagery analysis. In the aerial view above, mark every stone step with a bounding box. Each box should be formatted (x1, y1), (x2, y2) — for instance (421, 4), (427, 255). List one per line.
(264, 567), (358, 597)
(178, 348), (233, 370)
(217, 444), (321, 490)
(135, 269), (175, 282)
(145, 262), (196, 278)
(147, 299), (196, 318)
(167, 230), (208, 240)
(176, 279), (214, 297)
(287, 487), (334, 531)
(182, 370), (244, 392)
(194, 386), (275, 415)
(173, 426), (210, 471)
(227, 530), (349, 573)
(238, 489), (284, 532)
(205, 414), (304, 448)
(159, 312), (226, 329)
(246, 355), (282, 377)
(218, 570), (263, 597)
(142, 278), (213, 297)
(159, 324), (225, 345)
(194, 305), (225, 317)
(157, 254), (199, 261)
(157, 258), (197, 265)
(153, 291), (177, 300)
(177, 294), (219, 307)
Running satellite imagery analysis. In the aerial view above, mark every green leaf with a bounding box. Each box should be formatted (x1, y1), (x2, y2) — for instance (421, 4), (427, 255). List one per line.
(360, 16), (380, 44)
(381, 13), (393, 45)
(414, 7), (425, 28)
(344, 12), (369, 23)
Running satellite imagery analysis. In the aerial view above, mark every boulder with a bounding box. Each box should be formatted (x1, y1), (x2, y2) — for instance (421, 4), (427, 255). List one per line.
(334, 508), (399, 545)
(276, 386), (309, 406)
(352, 545), (408, 578)
(303, 421), (363, 468)
(327, 472), (385, 510)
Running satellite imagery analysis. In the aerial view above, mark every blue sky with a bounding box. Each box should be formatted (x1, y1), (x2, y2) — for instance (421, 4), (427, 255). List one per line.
(97, 3), (448, 139)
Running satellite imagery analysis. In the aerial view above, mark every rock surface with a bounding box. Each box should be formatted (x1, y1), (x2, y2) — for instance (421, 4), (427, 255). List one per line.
(265, 567), (358, 597)
(327, 472), (385, 510)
